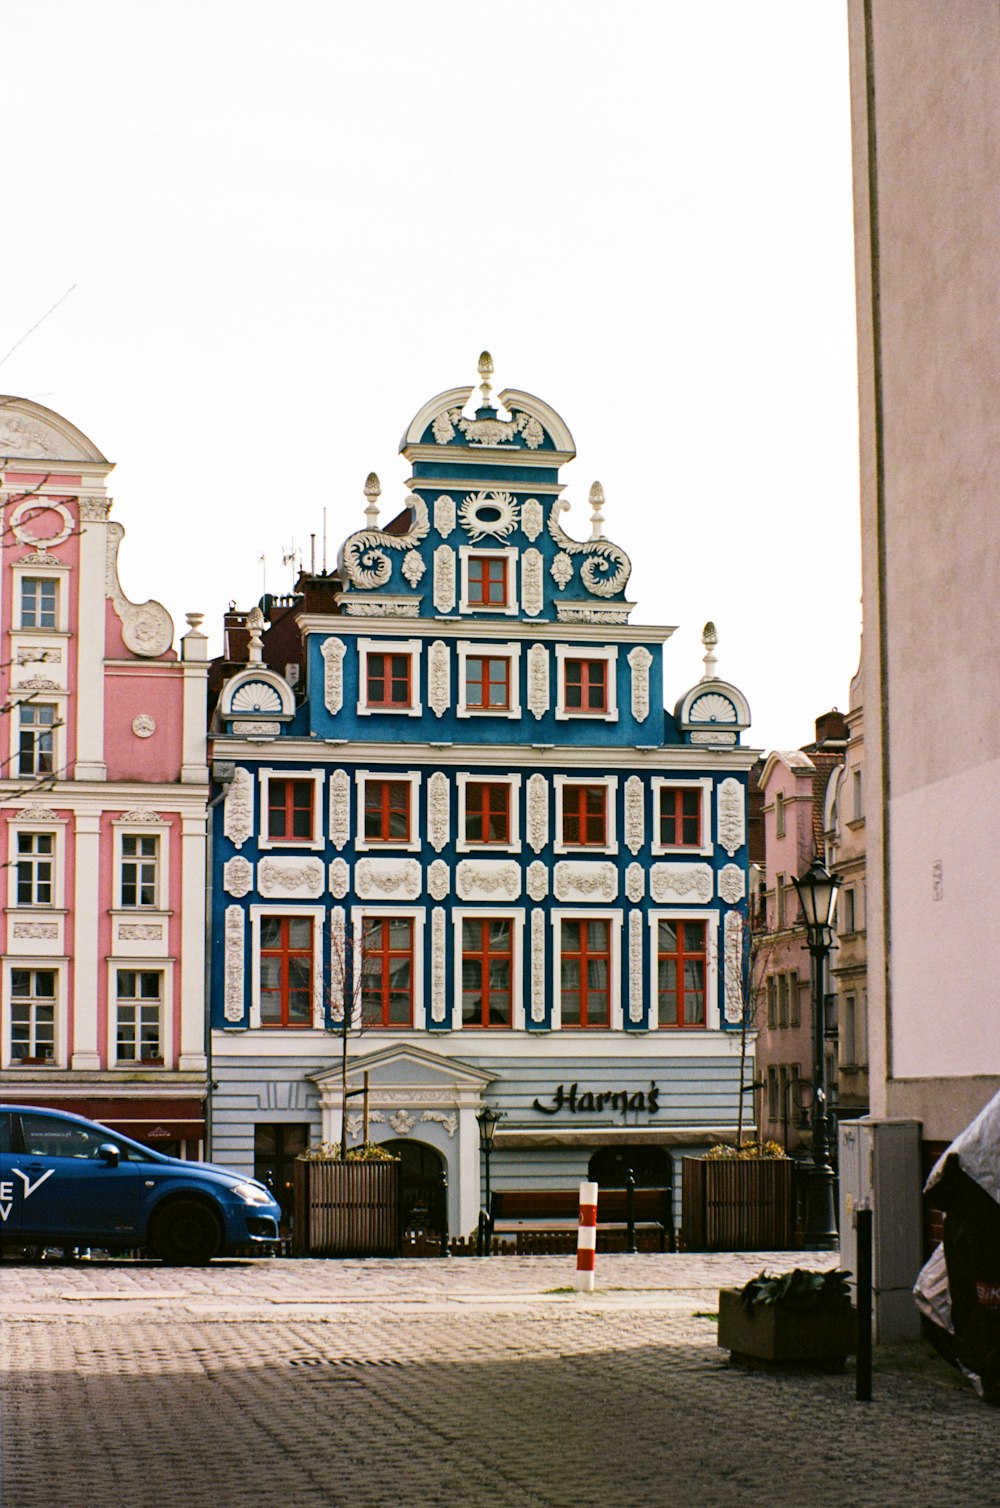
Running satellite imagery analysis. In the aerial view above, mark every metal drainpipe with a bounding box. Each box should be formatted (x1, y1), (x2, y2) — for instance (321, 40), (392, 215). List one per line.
(204, 763), (235, 1160)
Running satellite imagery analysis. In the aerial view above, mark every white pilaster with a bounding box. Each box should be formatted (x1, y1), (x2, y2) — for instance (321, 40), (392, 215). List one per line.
(178, 810), (208, 1070)
(180, 618), (209, 783)
(71, 808), (102, 1067)
(74, 512), (108, 780)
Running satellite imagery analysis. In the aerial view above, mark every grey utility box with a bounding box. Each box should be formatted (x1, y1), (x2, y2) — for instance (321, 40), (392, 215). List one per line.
(839, 1118), (922, 1341)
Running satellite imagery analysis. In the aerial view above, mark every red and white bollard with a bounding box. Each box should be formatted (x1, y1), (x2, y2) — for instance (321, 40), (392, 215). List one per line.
(575, 1180), (598, 1292)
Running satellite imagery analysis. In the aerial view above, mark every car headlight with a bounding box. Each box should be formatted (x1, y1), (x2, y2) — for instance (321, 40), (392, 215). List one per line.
(230, 1182), (275, 1206)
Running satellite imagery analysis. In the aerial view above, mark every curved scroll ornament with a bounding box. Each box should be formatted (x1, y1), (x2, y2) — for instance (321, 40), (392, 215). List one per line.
(724, 910), (744, 1024)
(105, 522), (174, 656)
(547, 500), (631, 598)
(320, 638), (346, 714)
(717, 778), (745, 857)
(338, 494), (430, 589)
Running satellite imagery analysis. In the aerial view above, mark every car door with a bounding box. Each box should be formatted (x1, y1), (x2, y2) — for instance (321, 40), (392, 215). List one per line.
(12, 1111), (154, 1242)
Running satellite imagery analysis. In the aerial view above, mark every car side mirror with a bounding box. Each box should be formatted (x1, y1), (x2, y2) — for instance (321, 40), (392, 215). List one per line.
(98, 1143), (121, 1167)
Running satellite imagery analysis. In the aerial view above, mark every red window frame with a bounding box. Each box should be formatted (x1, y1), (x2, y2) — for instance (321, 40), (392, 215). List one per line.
(259, 916), (313, 1027)
(366, 652), (412, 708)
(464, 655), (511, 711)
(461, 918), (513, 1028)
(561, 784), (607, 847)
(267, 779), (314, 841)
(361, 917), (414, 1027)
(560, 919), (611, 1028)
(464, 781), (511, 844)
(658, 786), (702, 847)
(657, 920), (707, 1028)
(467, 555), (508, 608)
(563, 658), (608, 713)
(364, 779), (411, 843)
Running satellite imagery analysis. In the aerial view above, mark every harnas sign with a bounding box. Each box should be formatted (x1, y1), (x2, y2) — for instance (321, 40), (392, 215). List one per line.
(533, 1081), (660, 1116)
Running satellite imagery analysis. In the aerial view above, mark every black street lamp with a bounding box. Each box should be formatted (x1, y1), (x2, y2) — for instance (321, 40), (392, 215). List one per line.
(476, 1106), (504, 1256)
(792, 857), (842, 1251)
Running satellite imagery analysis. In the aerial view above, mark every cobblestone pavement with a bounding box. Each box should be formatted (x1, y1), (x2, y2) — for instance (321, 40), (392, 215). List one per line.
(2, 1251), (998, 1508)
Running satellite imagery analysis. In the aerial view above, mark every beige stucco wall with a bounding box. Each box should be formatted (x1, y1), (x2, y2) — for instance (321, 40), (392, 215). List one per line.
(848, 0), (1000, 1137)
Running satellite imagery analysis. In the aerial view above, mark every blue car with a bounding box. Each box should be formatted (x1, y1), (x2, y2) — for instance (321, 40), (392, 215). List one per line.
(0, 1105), (282, 1264)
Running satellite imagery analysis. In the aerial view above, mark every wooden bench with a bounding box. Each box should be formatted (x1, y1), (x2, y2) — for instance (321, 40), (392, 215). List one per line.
(488, 1188), (674, 1252)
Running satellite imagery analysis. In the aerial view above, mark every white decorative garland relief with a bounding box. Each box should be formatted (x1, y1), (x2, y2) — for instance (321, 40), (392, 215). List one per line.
(625, 862), (645, 902)
(223, 856), (253, 898)
(355, 858), (421, 902)
(724, 910), (744, 1024)
(427, 772), (450, 852)
(428, 640), (450, 717)
(329, 858), (349, 899)
(531, 908), (546, 1023)
(624, 776), (644, 855)
(718, 864), (745, 904)
(430, 908), (447, 1023)
(627, 646), (653, 722)
(320, 637), (346, 714)
(456, 861), (522, 901)
(554, 861), (618, 902)
(433, 546), (455, 613)
(330, 770), (351, 851)
(521, 498), (543, 541)
(522, 548), (543, 617)
(717, 778), (745, 857)
(434, 494), (456, 536)
(649, 864), (714, 904)
(224, 907), (245, 1022)
(526, 860), (549, 901)
(223, 768), (254, 850)
(258, 857), (325, 899)
(629, 909), (644, 1023)
(527, 644), (548, 720)
(427, 859), (450, 901)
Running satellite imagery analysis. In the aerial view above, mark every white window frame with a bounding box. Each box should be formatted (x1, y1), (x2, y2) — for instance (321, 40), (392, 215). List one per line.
(3, 960), (66, 1068)
(452, 907), (525, 1031)
(257, 769), (325, 852)
(107, 960), (174, 1067)
(553, 774), (619, 855)
(456, 772), (522, 854)
(249, 905), (325, 1029)
(354, 770), (422, 853)
(357, 638), (423, 717)
(11, 560), (70, 635)
(549, 909), (623, 1031)
(351, 906), (426, 1031)
(14, 697), (64, 781)
(16, 574), (62, 632)
(650, 777), (713, 857)
(456, 640), (522, 719)
(554, 644), (619, 722)
(458, 546), (519, 616)
(112, 818), (171, 913)
(646, 908), (720, 1031)
(7, 816), (66, 911)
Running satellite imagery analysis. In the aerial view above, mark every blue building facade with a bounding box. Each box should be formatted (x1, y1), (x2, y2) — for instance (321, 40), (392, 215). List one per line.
(209, 358), (756, 1237)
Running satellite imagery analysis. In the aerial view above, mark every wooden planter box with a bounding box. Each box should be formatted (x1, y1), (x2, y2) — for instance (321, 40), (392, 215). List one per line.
(293, 1159), (401, 1258)
(682, 1157), (793, 1251)
(718, 1287), (856, 1371)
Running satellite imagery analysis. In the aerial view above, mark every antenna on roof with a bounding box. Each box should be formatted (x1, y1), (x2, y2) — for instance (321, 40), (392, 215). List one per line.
(322, 508), (327, 573)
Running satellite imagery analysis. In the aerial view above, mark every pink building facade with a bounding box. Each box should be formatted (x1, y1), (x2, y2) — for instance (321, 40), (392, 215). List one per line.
(0, 398), (209, 1155)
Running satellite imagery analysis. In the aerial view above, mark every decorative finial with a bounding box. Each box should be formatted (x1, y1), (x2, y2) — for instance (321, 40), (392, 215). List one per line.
(478, 350), (494, 409)
(363, 472), (381, 529)
(246, 605), (265, 664)
(588, 481), (606, 540)
(185, 612), (204, 632)
(701, 621), (718, 681)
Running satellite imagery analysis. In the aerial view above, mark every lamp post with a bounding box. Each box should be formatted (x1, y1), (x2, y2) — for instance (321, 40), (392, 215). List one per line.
(476, 1106), (504, 1256)
(792, 857), (842, 1251)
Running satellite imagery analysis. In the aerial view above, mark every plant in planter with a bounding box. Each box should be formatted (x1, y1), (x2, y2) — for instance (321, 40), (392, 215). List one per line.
(718, 1267), (856, 1371)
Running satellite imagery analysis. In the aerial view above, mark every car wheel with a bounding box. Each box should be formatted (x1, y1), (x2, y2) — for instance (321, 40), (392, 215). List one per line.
(150, 1200), (222, 1265)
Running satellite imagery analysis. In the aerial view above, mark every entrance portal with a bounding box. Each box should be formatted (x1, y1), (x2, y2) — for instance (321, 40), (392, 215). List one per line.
(382, 1139), (447, 1235)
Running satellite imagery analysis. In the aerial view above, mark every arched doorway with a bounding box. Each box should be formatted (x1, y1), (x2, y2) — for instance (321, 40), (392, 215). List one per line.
(382, 1139), (447, 1234)
(588, 1145), (673, 1189)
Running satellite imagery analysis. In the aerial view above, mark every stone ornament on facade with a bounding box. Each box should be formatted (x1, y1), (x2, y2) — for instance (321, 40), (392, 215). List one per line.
(554, 861), (618, 902)
(521, 497), (543, 541)
(718, 864), (746, 904)
(547, 498), (632, 598)
(434, 494), (456, 536)
(649, 863), (713, 904)
(624, 776), (644, 855)
(550, 551), (574, 590)
(78, 499), (112, 522)
(12, 921), (59, 939)
(17, 550), (65, 568)
(258, 857), (325, 899)
(627, 646), (653, 722)
(118, 923), (163, 941)
(456, 861), (521, 901)
(17, 645), (62, 665)
(131, 714), (156, 739)
(320, 637), (346, 714)
(224, 907), (245, 1022)
(427, 859), (450, 901)
(526, 773), (549, 851)
(529, 907), (546, 1023)
(223, 768), (254, 850)
(339, 493), (430, 590)
(458, 490), (520, 541)
(629, 910), (644, 1023)
(431, 908), (447, 1022)
(11, 498), (74, 547)
(341, 598), (420, 618)
(329, 907), (347, 1021)
(0, 413), (57, 456)
(401, 550), (425, 588)
(231, 683), (283, 715)
(16, 677), (61, 693)
(625, 862), (645, 903)
(724, 910), (744, 1024)
(15, 807), (60, 822)
(527, 645), (549, 720)
(356, 858), (421, 902)
(420, 1110), (458, 1137)
(717, 778), (745, 857)
(223, 856), (254, 898)
(106, 522), (174, 657)
(555, 604), (632, 623)
(432, 407), (545, 450)
(329, 858), (349, 900)
(117, 808), (168, 824)
(428, 640), (451, 717)
(236, 721), (280, 738)
(427, 772), (450, 851)
(521, 548), (543, 616)
(388, 1110), (416, 1136)
(330, 770), (350, 851)
(433, 546), (456, 613)
(526, 860), (549, 901)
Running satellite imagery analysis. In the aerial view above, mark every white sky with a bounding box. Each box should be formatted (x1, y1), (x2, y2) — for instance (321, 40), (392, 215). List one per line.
(2, 1), (861, 756)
